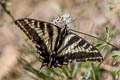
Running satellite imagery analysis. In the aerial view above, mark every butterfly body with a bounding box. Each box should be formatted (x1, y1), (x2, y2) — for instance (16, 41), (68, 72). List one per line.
(15, 18), (103, 69)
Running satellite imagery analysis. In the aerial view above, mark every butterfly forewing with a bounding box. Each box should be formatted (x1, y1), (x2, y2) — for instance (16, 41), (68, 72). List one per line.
(57, 32), (103, 62)
(15, 18), (61, 54)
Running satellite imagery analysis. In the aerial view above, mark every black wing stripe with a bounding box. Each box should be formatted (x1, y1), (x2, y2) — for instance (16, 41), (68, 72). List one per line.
(39, 22), (45, 35)
(57, 33), (80, 53)
(33, 19), (38, 28)
(54, 29), (61, 52)
(46, 24), (54, 51)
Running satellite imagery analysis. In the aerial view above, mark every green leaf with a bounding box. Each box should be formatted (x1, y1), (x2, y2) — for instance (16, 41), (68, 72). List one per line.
(62, 66), (71, 78)
(112, 51), (120, 57)
(48, 68), (66, 78)
(110, 28), (117, 37)
(72, 63), (79, 78)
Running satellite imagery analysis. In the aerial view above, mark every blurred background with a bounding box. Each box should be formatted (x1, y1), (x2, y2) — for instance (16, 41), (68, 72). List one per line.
(0, 0), (120, 80)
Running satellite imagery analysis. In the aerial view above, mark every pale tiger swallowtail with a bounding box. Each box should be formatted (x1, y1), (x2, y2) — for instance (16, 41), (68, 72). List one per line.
(15, 18), (103, 69)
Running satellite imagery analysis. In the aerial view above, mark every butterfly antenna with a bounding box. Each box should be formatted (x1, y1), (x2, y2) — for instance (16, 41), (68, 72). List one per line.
(39, 63), (45, 72)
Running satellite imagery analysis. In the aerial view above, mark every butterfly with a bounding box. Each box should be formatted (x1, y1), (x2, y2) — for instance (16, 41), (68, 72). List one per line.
(15, 18), (103, 70)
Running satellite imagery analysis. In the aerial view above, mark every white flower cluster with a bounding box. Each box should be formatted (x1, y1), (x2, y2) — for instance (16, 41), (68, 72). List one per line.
(51, 12), (72, 27)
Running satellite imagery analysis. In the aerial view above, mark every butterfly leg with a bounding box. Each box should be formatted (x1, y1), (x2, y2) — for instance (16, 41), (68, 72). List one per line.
(39, 62), (47, 72)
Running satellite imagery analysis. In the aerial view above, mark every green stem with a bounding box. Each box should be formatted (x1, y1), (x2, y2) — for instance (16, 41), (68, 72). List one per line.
(0, 0), (15, 21)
